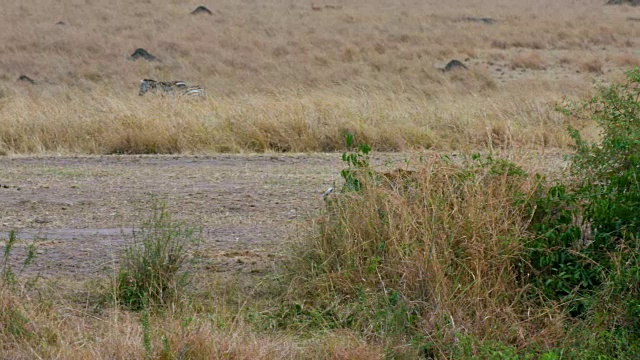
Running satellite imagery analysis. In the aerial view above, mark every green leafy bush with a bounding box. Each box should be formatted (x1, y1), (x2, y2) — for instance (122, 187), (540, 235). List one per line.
(525, 68), (640, 354)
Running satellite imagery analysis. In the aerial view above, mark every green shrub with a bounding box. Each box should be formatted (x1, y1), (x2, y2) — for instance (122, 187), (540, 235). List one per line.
(525, 183), (597, 315)
(116, 202), (202, 311)
(524, 68), (640, 356)
(569, 68), (640, 242)
(529, 67), (640, 302)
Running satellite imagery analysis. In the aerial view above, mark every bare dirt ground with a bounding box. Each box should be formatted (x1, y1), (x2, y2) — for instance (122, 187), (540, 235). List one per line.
(0, 152), (568, 281)
(0, 154), (341, 280)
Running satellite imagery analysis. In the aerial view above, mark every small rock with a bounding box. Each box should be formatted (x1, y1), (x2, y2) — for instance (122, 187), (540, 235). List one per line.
(129, 48), (157, 61)
(442, 59), (467, 72)
(17, 75), (37, 84)
(607, 0), (640, 6)
(461, 16), (497, 25)
(190, 6), (213, 15)
(55, 21), (66, 25)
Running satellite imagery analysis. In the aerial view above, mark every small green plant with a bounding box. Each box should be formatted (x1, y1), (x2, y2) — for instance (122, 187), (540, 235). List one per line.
(340, 133), (372, 192)
(468, 153), (528, 177)
(2, 230), (38, 287)
(116, 201), (202, 311)
(1, 230), (39, 346)
(525, 184), (596, 315)
(1, 230), (19, 285)
(450, 335), (523, 360)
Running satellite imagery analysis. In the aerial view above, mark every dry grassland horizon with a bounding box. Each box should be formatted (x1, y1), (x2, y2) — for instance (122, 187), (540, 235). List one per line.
(0, 0), (639, 154)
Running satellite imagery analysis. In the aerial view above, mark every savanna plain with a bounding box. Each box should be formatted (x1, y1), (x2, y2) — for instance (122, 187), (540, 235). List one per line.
(1, 0), (640, 358)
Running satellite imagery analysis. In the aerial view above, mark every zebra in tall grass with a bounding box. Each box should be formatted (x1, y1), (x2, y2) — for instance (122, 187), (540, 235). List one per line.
(138, 79), (205, 97)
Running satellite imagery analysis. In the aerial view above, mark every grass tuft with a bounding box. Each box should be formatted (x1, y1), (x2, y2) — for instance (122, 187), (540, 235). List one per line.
(115, 201), (202, 311)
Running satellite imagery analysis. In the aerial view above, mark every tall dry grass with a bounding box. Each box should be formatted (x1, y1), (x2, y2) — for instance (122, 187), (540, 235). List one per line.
(0, 0), (636, 154)
(0, 286), (382, 359)
(285, 156), (567, 355)
(0, 83), (579, 155)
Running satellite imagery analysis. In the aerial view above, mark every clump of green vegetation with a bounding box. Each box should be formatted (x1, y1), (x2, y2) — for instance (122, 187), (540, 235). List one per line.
(116, 201), (202, 311)
(340, 132), (372, 192)
(525, 67), (640, 357)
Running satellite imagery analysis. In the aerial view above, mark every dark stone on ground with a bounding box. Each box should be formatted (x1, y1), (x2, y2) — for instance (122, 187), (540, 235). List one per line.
(627, 17), (640, 21)
(461, 16), (497, 24)
(17, 75), (36, 84)
(606, 0), (640, 5)
(129, 48), (157, 61)
(443, 60), (467, 72)
(55, 21), (66, 25)
(190, 6), (213, 15)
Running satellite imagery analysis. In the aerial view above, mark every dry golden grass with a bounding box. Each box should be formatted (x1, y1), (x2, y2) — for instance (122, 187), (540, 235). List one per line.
(0, 281), (383, 359)
(0, 85), (578, 154)
(579, 57), (604, 74)
(0, 0), (636, 154)
(288, 157), (568, 355)
(510, 52), (546, 70)
(610, 53), (640, 67)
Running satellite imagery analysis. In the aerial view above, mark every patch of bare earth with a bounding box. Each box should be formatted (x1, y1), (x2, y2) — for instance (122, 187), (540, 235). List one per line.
(0, 154), (333, 279)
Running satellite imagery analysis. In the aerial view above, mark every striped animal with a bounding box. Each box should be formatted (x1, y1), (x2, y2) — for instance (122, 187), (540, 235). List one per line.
(138, 79), (204, 96)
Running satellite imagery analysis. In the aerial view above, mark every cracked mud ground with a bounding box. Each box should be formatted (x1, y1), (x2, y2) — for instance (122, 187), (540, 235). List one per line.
(0, 154), (353, 280)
